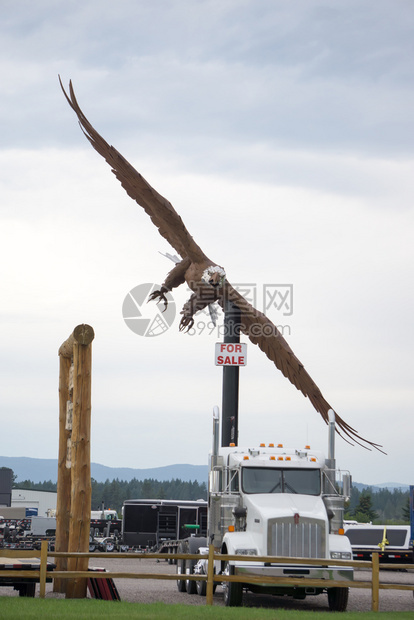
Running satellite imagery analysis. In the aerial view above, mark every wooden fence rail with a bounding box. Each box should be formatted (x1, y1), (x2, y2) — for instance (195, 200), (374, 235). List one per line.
(2, 541), (413, 611)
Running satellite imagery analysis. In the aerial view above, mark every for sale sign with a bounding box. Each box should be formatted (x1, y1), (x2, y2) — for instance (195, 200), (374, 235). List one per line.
(215, 343), (247, 366)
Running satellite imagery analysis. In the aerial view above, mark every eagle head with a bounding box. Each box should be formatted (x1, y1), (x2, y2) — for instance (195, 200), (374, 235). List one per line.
(202, 265), (226, 287)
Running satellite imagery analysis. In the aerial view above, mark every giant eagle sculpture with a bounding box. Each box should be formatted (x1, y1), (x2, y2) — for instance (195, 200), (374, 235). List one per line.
(60, 78), (382, 453)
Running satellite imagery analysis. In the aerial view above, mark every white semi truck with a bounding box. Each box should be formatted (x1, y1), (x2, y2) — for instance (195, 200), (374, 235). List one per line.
(177, 407), (353, 611)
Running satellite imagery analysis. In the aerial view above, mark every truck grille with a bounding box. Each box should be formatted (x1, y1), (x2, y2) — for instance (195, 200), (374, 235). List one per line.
(267, 517), (326, 558)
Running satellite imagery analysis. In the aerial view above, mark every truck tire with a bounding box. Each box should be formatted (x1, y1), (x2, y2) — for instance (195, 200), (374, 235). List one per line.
(105, 539), (115, 552)
(176, 542), (187, 592)
(196, 559), (207, 596)
(196, 574), (207, 596)
(185, 565), (197, 594)
(327, 587), (349, 612)
(185, 538), (201, 594)
(223, 561), (243, 607)
(196, 563), (217, 595)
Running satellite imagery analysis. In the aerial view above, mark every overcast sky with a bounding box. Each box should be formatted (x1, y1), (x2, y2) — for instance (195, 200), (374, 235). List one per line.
(1, 1), (413, 486)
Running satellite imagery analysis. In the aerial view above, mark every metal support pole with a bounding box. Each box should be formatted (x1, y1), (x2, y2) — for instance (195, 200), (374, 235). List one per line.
(221, 300), (240, 447)
(325, 409), (336, 494)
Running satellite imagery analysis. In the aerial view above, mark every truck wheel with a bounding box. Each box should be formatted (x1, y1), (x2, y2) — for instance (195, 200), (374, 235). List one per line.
(196, 575), (207, 596)
(327, 587), (349, 612)
(196, 564), (217, 595)
(105, 540), (115, 552)
(222, 562), (243, 607)
(176, 542), (187, 592)
(185, 538), (202, 594)
(185, 566), (197, 594)
(196, 561), (207, 596)
(177, 562), (186, 591)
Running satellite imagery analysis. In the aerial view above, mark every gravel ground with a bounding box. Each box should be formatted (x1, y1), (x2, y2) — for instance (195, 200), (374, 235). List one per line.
(1, 557), (413, 612)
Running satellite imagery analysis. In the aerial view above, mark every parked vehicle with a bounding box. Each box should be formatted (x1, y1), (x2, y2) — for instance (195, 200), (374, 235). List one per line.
(175, 407), (353, 611)
(90, 509), (122, 540)
(0, 548), (55, 596)
(122, 499), (207, 551)
(345, 524), (413, 563)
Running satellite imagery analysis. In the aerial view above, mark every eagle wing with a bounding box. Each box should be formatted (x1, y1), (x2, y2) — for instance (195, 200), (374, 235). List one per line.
(59, 78), (208, 264)
(224, 283), (383, 452)
(61, 78), (382, 452)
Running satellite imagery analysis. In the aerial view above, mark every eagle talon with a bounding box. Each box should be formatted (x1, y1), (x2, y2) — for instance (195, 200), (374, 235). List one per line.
(179, 316), (194, 332)
(148, 288), (168, 312)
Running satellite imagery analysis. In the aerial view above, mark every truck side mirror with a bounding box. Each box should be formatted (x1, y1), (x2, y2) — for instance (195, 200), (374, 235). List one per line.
(233, 506), (247, 519)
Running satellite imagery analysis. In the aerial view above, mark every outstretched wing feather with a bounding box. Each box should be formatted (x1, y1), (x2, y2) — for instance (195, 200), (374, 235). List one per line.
(60, 78), (207, 263)
(224, 284), (384, 452)
(60, 78), (382, 454)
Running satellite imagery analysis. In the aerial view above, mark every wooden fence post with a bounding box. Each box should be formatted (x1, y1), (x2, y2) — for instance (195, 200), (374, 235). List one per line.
(39, 539), (48, 598)
(371, 552), (380, 611)
(56, 324), (94, 599)
(206, 545), (215, 606)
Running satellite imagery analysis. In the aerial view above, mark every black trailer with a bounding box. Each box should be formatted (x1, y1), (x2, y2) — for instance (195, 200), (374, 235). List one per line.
(122, 499), (207, 550)
(345, 524), (413, 563)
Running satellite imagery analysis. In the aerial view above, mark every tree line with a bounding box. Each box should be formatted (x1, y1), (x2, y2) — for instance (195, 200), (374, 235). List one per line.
(15, 477), (207, 514)
(13, 476), (410, 523)
(345, 487), (410, 524)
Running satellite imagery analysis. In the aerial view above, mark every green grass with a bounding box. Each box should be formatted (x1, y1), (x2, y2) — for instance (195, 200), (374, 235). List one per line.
(0, 599), (413, 620)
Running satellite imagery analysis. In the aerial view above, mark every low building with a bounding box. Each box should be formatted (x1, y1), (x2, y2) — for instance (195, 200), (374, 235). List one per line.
(10, 489), (57, 517)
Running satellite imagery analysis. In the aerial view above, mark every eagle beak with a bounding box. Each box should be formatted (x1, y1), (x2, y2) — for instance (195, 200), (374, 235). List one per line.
(209, 273), (221, 287)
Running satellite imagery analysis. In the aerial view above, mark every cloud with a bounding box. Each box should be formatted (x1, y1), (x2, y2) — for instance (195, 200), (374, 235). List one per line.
(2, 1), (414, 157)
(0, 1), (413, 486)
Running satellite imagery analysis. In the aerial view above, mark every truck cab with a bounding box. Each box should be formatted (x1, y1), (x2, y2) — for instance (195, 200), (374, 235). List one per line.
(183, 408), (353, 611)
(208, 443), (353, 609)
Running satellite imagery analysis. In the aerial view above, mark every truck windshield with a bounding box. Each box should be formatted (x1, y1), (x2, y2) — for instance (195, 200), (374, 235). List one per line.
(242, 467), (320, 495)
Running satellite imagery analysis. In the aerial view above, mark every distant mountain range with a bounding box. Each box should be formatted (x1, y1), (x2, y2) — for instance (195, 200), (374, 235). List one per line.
(0, 456), (208, 485)
(0, 456), (410, 491)
(352, 481), (410, 492)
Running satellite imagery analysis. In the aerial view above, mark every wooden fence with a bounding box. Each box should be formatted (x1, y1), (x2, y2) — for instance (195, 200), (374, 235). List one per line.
(1, 542), (413, 611)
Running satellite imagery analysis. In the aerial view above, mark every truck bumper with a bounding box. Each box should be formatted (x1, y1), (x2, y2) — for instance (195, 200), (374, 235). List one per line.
(234, 562), (353, 584)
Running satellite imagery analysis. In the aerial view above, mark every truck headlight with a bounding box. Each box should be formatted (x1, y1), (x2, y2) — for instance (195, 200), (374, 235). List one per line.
(235, 548), (257, 555)
(330, 551), (352, 560)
